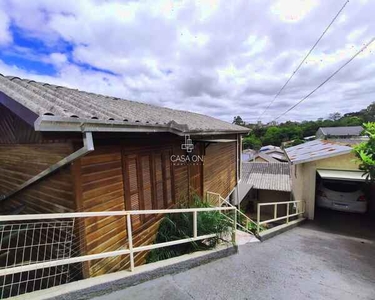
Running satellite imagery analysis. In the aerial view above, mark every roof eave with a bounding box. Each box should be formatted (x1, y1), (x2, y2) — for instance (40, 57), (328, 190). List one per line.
(288, 149), (353, 165)
(34, 116), (249, 136)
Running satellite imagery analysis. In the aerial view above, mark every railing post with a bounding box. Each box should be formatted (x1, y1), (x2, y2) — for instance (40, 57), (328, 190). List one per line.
(193, 211), (198, 238)
(232, 208), (237, 244)
(126, 214), (135, 272)
(274, 203), (277, 219)
(286, 203), (290, 224)
(257, 203), (260, 235)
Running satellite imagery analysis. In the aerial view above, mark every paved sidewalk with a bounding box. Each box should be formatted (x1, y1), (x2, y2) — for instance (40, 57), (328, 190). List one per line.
(93, 217), (375, 300)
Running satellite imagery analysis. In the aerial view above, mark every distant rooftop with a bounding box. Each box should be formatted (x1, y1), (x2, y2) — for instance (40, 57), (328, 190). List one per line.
(285, 139), (353, 165)
(316, 126), (363, 138)
(260, 145), (282, 152)
(254, 152), (279, 163)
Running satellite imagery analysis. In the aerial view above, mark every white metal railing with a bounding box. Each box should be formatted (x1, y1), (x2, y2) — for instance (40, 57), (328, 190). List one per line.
(0, 207), (236, 298)
(206, 191), (257, 236)
(0, 207), (235, 277)
(206, 191), (222, 207)
(257, 200), (305, 234)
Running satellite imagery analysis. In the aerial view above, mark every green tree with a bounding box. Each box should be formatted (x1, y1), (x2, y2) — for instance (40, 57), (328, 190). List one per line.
(262, 127), (282, 146)
(339, 116), (364, 126)
(243, 134), (262, 150)
(353, 123), (375, 182)
(233, 116), (244, 125)
(328, 112), (342, 121)
(363, 102), (375, 122)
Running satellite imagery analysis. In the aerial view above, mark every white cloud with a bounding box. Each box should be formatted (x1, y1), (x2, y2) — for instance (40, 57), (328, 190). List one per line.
(0, 0), (374, 124)
(0, 11), (12, 45)
(48, 52), (68, 67)
(270, 0), (318, 23)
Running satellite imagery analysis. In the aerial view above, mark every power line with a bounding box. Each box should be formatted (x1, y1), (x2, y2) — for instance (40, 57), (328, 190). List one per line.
(273, 37), (375, 122)
(257, 0), (349, 122)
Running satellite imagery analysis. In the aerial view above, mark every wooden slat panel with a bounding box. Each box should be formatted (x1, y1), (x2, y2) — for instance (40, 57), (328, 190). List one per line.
(203, 142), (237, 199)
(0, 143), (75, 214)
(0, 104), (42, 144)
(128, 157), (141, 227)
(79, 145), (127, 277)
(172, 145), (189, 204)
(154, 153), (164, 209)
(141, 155), (153, 211)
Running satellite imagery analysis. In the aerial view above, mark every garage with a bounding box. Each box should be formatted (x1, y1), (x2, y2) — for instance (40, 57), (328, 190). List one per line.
(285, 139), (374, 220)
(316, 169), (367, 214)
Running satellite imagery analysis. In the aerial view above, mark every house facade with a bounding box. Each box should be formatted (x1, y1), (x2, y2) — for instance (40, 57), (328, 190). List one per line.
(0, 74), (248, 278)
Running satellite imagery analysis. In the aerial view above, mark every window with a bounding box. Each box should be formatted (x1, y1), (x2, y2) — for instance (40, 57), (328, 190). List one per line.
(323, 180), (362, 193)
(126, 155), (142, 228)
(123, 148), (174, 228)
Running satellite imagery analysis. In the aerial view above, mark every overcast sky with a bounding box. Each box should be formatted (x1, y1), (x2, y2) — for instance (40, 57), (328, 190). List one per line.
(0, 0), (373, 124)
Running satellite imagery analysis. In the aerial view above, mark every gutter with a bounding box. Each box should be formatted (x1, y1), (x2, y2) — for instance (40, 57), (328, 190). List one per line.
(34, 116), (250, 136)
(0, 132), (94, 202)
(286, 149), (352, 165)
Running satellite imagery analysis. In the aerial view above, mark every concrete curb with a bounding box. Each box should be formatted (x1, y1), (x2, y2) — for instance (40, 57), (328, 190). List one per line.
(259, 218), (306, 241)
(21, 245), (237, 300)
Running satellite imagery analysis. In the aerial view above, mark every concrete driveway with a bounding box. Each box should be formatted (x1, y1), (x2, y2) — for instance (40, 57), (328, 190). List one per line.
(93, 210), (375, 300)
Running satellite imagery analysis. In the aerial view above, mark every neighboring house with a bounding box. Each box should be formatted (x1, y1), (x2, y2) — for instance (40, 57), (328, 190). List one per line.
(285, 139), (365, 220)
(259, 145), (287, 162)
(260, 145), (280, 152)
(315, 126), (363, 139)
(242, 148), (256, 162)
(240, 162), (291, 218)
(303, 135), (316, 141)
(252, 152), (279, 163)
(0, 74), (248, 278)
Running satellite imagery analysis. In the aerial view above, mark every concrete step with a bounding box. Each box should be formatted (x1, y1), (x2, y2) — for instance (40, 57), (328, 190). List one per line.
(236, 229), (260, 245)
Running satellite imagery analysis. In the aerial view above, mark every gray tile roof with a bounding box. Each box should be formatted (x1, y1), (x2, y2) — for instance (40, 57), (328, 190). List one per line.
(318, 126), (363, 137)
(242, 162), (291, 192)
(0, 74), (249, 134)
(285, 139), (353, 165)
(326, 137), (369, 145)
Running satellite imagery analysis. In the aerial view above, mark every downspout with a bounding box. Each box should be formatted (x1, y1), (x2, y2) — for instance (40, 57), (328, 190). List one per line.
(236, 134), (241, 209)
(0, 132), (94, 201)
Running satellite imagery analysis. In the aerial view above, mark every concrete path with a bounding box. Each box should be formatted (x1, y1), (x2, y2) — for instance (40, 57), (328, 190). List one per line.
(93, 211), (375, 300)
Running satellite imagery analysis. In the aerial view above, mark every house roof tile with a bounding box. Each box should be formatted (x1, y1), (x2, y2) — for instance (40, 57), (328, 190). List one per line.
(0, 74), (249, 135)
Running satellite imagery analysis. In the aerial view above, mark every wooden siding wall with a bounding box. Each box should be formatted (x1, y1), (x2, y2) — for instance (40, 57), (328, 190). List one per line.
(0, 143), (76, 213)
(0, 104), (42, 144)
(189, 144), (203, 199)
(77, 143), (177, 277)
(78, 145), (127, 277)
(203, 142), (237, 199)
(0, 132), (238, 278)
(173, 145), (189, 204)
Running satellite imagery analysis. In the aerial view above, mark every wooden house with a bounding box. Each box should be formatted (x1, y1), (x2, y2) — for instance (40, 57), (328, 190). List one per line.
(0, 74), (248, 278)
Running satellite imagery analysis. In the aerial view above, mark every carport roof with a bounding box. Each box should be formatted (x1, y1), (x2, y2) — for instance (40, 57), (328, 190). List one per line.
(242, 162), (291, 192)
(317, 169), (367, 182)
(285, 139), (353, 165)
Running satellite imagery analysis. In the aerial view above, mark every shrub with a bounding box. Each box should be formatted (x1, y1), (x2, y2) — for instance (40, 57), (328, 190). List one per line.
(353, 122), (375, 182)
(146, 197), (232, 263)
